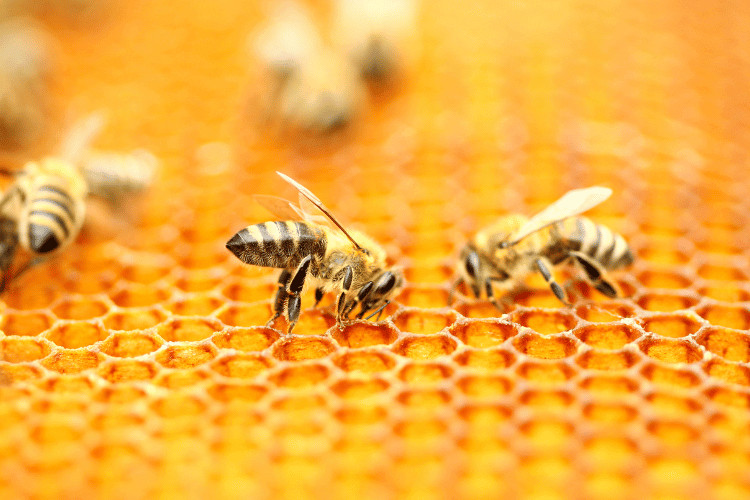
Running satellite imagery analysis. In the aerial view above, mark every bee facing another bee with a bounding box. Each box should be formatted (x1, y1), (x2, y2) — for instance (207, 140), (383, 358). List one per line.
(226, 172), (404, 333)
(455, 187), (634, 307)
(0, 112), (157, 291)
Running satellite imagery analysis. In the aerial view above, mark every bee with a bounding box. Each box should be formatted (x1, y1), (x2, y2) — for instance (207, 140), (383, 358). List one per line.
(0, 17), (56, 150)
(226, 172), (404, 333)
(454, 187), (634, 307)
(331, 0), (418, 80)
(78, 148), (157, 204)
(253, 1), (363, 132)
(0, 112), (156, 291)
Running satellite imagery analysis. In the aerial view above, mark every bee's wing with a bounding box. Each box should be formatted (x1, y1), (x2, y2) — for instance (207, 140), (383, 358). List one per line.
(506, 187), (613, 246)
(59, 111), (107, 164)
(276, 171), (364, 250)
(254, 194), (307, 220)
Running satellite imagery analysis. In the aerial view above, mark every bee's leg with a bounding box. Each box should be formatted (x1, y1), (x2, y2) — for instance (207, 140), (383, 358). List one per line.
(483, 279), (504, 311)
(448, 278), (463, 305)
(569, 251), (619, 298)
(534, 258), (570, 305)
(314, 288), (325, 308)
(285, 256), (312, 333)
(267, 269), (292, 326)
(336, 266), (354, 322)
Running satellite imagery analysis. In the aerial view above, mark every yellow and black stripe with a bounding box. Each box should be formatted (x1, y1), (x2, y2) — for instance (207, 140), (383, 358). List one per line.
(26, 185), (78, 254)
(550, 216), (633, 270)
(226, 221), (326, 269)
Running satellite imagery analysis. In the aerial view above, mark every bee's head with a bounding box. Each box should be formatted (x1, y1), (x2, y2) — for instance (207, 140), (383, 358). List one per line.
(356, 267), (404, 320)
(458, 244), (485, 298)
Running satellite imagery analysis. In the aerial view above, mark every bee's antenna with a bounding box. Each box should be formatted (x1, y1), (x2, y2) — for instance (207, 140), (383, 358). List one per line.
(364, 300), (390, 320)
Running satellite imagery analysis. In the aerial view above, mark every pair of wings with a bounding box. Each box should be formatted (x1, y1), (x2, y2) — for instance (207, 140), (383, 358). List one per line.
(261, 173), (613, 250)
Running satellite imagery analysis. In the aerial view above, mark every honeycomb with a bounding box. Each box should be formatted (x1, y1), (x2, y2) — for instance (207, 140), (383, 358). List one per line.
(2, 0), (750, 498)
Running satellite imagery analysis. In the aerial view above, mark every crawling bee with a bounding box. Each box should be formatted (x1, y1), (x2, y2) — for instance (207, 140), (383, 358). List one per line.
(455, 187), (634, 307)
(226, 172), (404, 333)
(0, 17), (56, 150)
(0, 112), (156, 291)
(253, 0), (363, 132)
(331, 0), (418, 80)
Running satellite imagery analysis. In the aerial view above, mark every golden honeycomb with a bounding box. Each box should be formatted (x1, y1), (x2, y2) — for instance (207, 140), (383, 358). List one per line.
(2, 0), (750, 498)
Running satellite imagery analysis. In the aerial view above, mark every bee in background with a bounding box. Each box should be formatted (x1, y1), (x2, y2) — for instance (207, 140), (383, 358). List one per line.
(78, 148), (157, 204)
(226, 172), (404, 333)
(0, 17), (56, 151)
(252, 0), (364, 133)
(454, 187), (634, 308)
(0, 112), (157, 291)
(331, 0), (418, 81)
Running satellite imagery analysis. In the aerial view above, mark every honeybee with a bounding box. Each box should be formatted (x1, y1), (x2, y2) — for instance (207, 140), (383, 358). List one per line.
(331, 0), (418, 80)
(454, 187), (634, 307)
(226, 172), (404, 333)
(0, 17), (56, 150)
(0, 112), (156, 291)
(253, 1), (363, 132)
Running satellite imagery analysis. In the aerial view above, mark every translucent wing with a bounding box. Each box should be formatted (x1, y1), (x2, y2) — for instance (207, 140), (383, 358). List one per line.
(254, 194), (329, 225)
(276, 171), (363, 249)
(505, 186), (613, 247)
(59, 111), (106, 164)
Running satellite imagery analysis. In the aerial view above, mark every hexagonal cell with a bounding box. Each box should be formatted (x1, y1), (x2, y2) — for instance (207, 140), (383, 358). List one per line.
(0, 337), (52, 363)
(513, 288), (572, 309)
(121, 254), (174, 284)
(100, 331), (164, 358)
(575, 350), (640, 371)
(518, 389), (575, 409)
(290, 310), (337, 336)
(271, 336), (336, 361)
(641, 313), (703, 339)
(268, 363), (331, 388)
(174, 267), (225, 293)
(221, 279), (276, 303)
(331, 379), (391, 400)
(215, 302), (272, 328)
(90, 412), (147, 432)
(392, 309), (457, 335)
(454, 300), (512, 319)
(696, 326), (750, 362)
(457, 403), (513, 428)
(512, 309), (578, 335)
(102, 306), (168, 331)
(513, 332), (578, 360)
(39, 374), (96, 393)
(110, 282), (171, 308)
(403, 263), (453, 285)
(449, 319), (518, 348)
(151, 393), (207, 418)
(0, 310), (55, 336)
(454, 348), (515, 371)
(518, 419), (575, 448)
(697, 282), (750, 302)
(154, 343), (217, 368)
(211, 326), (279, 352)
(50, 295), (111, 321)
(704, 387), (750, 408)
(156, 316), (224, 342)
(640, 363), (702, 388)
(392, 334), (458, 360)
(646, 420), (699, 445)
(579, 374), (639, 395)
(638, 338), (702, 364)
(94, 385), (149, 404)
(0, 363), (45, 382)
(702, 359), (750, 386)
(154, 369), (211, 389)
(697, 262), (746, 281)
(30, 418), (86, 445)
(636, 292), (698, 312)
(645, 392), (702, 416)
(574, 323), (642, 349)
(636, 269), (692, 290)
(398, 286), (450, 309)
(176, 240), (229, 268)
(331, 322), (399, 348)
(582, 402), (639, 424)
(165, 293), (224, 316)
(456, 374), (513, 398)
(393, 418), (447, 440)
(332, 350), (397, 374)
(397, 388), (451, 409)
(44, 321), (108, 349)
(40, 349), (104, 374)
(696, 304), (750, 330)
(335, 405), (388, 426)
(397, 362), (453, 384)
(210, 354), (274, 379)
(208, 382), (267, 403)
(516, 361), (577, 383)
(575, 302), (635, 323)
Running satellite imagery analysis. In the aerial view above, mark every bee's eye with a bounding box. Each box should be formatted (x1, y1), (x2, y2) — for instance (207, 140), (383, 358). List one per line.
(465, 251), (480, 279)
(373, 271), (396, 296)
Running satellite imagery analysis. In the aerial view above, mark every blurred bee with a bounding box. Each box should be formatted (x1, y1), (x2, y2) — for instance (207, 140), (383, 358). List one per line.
(226, 172), (404, 333)
(0, 17), (56, 151)
(79, 148), (157, 204)
(0, 112), (156, 291)
(454, 187), (634, 307)
(331, 0), (417, 80)
(253, 0), (364, 132)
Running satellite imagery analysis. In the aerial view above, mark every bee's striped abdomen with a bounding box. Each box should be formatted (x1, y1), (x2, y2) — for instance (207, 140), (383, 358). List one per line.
(26, 184), (79, 254)
(226, 221), (326, 269)
(550, 216), (633, 270)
